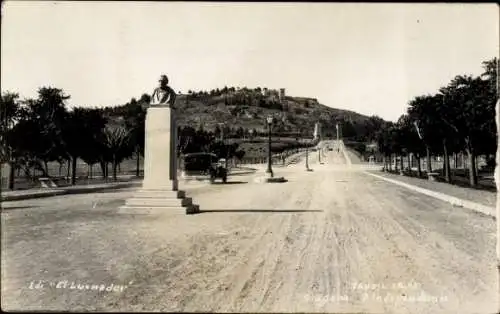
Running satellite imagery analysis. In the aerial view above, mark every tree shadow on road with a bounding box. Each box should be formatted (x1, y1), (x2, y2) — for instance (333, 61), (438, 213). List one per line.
(89, 187), (141, 194)
(197, 209), (323, 214)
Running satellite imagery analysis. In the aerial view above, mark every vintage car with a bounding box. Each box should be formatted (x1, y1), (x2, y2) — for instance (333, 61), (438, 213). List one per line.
(181, 152), (228, 183)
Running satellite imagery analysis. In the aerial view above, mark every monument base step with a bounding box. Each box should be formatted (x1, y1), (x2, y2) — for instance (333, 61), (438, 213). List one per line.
(125, 197), (192, 207)
(119, 188), (199, 215)
(132, 189), (186, 199)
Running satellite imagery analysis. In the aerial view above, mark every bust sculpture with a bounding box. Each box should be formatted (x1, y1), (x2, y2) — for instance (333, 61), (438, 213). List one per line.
(150, 74), (177, 108)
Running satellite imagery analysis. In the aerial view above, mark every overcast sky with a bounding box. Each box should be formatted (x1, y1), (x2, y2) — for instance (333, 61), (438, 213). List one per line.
(1, 2), (498, 121)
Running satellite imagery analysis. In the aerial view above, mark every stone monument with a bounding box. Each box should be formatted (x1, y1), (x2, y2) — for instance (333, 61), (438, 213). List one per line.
(119, 75), (199, 215)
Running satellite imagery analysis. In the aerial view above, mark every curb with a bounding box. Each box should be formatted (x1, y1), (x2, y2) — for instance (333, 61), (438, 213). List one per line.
(1, 182), (141, 202)
(1, 190), (67, 201)
(364, 171), (495, 218)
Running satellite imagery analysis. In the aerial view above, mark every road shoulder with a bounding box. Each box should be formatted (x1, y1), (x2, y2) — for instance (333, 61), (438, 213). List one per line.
(364, 170), (496, 218)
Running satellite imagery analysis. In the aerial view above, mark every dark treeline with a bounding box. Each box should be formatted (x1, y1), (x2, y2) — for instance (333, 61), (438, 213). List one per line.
(0, 89), (253, 189)
(372, 58), (497, 187)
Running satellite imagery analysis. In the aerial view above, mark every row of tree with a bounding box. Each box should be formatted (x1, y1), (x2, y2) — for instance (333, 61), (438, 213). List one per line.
(0, 89), (251, 190)
(373, 58), (498, 187)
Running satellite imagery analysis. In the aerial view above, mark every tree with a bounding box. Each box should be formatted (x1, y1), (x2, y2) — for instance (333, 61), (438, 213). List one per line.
(63, 108), (107, 183)
(139, 93), (151, 106)
(0, 92), (21, 189)
(442, 74), (495, 186)
(62, 108), (87, 185)
(374, 121), (395, 171)
(365, 115), (385, 142)
(9, 88), (70, 179)
(101, 124), (132, 181)
(123, 98), (146, 177)
(35, 87), (70, 172)
(397, 114), (425, 176)
(407, 95), (443, 174)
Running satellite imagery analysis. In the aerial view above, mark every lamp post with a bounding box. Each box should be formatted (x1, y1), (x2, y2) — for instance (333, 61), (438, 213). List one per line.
(266, 115), (274, 177)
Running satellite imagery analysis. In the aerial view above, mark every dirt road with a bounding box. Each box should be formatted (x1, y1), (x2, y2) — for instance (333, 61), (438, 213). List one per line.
(1, 141), (497, 313)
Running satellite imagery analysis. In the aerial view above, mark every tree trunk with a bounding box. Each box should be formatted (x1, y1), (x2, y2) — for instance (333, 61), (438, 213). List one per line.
(43, 161), (49, 177)
(67, 159), (71, 180)
(399, 155), (404, 173)
(426, 145), (432, 173)
(465, 139), (478, 187)
(58, 162), (63, 177)
(382, 155), (386, 171)
(443, 139), (451, 183)
(32, 163), (36, 182)
(112, 157), (118, 181)
(99, 161), (106, 179)
(135, 148), (140, 177)
(8, 161), (15, 190)
(416, 154), (422, 177)
(407, 154), (412, 172)
(71, 156), (77, 185)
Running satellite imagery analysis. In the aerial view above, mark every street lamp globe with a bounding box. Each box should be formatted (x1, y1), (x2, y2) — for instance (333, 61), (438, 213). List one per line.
(266, 115), (273, 125)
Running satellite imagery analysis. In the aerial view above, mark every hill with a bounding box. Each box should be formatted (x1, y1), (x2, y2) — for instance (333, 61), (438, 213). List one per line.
(172, 87), (373, 138)
(99, 86), (386, 161)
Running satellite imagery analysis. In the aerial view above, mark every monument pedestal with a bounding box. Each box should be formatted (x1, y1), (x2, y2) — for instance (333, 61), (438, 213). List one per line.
(118, 106), (199, 215)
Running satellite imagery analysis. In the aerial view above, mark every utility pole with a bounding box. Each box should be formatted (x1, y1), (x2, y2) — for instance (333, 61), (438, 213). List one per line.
(266, 115), (274, 177)
(305, 145), (310, 171)
(336, 123), (341, 152)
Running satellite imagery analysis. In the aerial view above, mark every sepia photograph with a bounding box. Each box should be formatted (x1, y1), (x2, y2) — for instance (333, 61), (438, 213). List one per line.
(1, 2), (499, 313)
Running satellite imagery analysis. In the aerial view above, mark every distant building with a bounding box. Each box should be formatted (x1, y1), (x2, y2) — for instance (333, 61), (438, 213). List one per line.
(279, 88), (286, 102)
